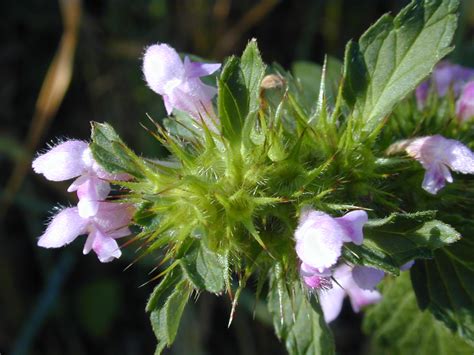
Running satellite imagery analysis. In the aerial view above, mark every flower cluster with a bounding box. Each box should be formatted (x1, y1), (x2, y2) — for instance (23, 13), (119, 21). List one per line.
(416, 61), (474, 122)
(33, 43), (222, 263)
(295, 209), (415, 322)
(294, 209), (383, 321)
(33, 140), (133, 262)
(143, 43), (221, 128)
(405, 135), (474, 194)
(31, 39), (473, 336)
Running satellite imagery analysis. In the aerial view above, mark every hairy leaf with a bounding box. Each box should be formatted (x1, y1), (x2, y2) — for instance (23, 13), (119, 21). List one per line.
(344, 211), (460, 274)
(147, 268), (191, 354)
(240, 39), (266, 117)
(292, 57), (342, 112)
(218, 56), (248, 141)
(180, 242), (225, 293)
(411, 228), (474, 345)
(343, 0), (459, 136)
(218, 40), (265, 143)
(364, 272), (473, 355)
(268, 276), (335, 355)
(90, 121), (146, 178)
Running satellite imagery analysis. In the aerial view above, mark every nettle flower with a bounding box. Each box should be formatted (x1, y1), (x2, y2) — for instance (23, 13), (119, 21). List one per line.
(456, 81), (474, 122)
(38, 203), (133, 262)
(300, 262), (333, 289)
(143, 43), (221, 125)
(32, 140), (127, 217)
(405, 135), (474, 194)
(295, 209), (368, 272)
(319, 265), (383, 323)
(416, 61), (474, 109)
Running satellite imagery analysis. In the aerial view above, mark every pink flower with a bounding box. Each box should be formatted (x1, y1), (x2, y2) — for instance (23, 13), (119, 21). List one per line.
(319, 265), (382, 323)
(416, 62), (474, 109)
(456, 81), (474, 122)
(37, 202), (134, 262)
(143, 43), (220, 124)
(295, 209), (368, 270)
(300, 262), (332, 289)
(32, 140), (127, 217)
(405, 135), (474, 194)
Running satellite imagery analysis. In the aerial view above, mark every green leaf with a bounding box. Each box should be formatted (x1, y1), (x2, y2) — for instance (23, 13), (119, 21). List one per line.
(267, 275), (335, 355)
(240, 39), (266, 117)
(411, 233), (474, 345)
(90, 121), (146, 178)
(146, 267), (184, 312)
(342, 0), (459, 136)
(218, 40), (265, 143)
(241, 40), (266, 147)
(364, 272), (473, 355)
(147, 268), (192, 354)
(292, 57), (342, 112)
(291, 61), (321, 112)
(179, 242), (225, 293)
(218, 56), (248, 141)
(343, 211), (460, 275)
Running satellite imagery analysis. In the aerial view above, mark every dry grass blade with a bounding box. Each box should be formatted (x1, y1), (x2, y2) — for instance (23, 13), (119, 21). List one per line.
(0, 0), (82, 218)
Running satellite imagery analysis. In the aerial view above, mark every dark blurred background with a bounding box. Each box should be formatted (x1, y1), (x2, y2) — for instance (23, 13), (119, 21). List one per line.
(1, 1), (473, 354)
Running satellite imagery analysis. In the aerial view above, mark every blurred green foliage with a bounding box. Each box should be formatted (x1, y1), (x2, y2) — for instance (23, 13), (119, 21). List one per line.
(1, 0), (473, 354)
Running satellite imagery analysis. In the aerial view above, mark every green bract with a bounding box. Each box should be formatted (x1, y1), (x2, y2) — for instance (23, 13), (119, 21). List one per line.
(89, 0), (474, 353)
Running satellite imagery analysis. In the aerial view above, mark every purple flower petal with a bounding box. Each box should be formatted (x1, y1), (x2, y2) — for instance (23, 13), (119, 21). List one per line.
(93, 202), (134, 233)
(143, 44), (184, 95)
(422, 163), (451, 194)
(445, 139), (474, 174)
(295, 209), (368, 270)
(37, 207), (87, 248)
(400, 260), (415, 271)
(184, 56), (221, 78)
(300, 262), (332, 277)
(352, 266), (385, 290)
(300, 263), (332, 289)
(416, 80), (430, 109)
(433, 61), (474, 97)
(319, 282), (346, 323)
(347, 286), (382, 313)
(32, 140), (88, 181)
(456, 81), (474, 122)
(90, 229), (122, 263)
(336, 210), (368, 245)
(295, 213), (345, 269)
(406, 135), (474, 194)
(76, 177), (111, 218)
(318, 264), (383, 323)
(142, 43), (220, 122)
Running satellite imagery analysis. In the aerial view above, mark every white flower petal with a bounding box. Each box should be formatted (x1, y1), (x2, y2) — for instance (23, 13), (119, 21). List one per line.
(38, 207), (87, 248)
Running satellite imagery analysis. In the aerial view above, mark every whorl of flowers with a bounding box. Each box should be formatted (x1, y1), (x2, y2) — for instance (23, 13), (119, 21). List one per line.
(31, 5), (474, 351)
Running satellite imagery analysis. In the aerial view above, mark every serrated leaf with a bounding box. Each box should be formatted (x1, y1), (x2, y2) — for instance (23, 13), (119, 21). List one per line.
(267, 276), (335, 355)
(218, 56), (248, 141)
(179, 242), (225, 293)
(241, 40), (266, 147)
(364, 272), (473, 355)
(241, 39), (266, 116)
(90, 121), (146, 178)
(218, 40), (265, 143)
(147, 268), (191, 354)
(342, 0), (459, 136)
(411, 233), (474, 345)
(146, 267), (184, 312)
(343, 211), (460, 275)
(150, 284), (191, 354)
